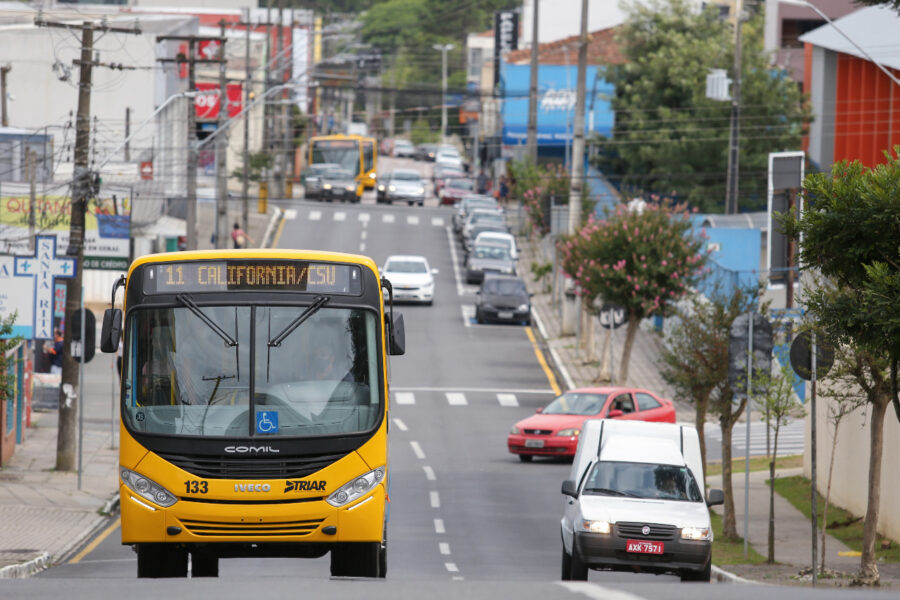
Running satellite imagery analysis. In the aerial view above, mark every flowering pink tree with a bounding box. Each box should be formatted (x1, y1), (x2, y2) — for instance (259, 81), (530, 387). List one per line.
(558, 200), (708, 383)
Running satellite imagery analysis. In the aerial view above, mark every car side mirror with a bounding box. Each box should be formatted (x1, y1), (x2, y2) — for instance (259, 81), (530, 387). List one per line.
(100, 308), (122, 353)
(561, 480), (578, 498)
(706, 488), (724, 507)
(607, 409), (624, 418)
(535, 407), (543, 414)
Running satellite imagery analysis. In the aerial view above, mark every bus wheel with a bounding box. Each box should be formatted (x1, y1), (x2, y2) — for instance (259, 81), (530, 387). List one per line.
(330, 542), (381, 577)
(191, 553), (219, 577)
(136, 543), (187, 578)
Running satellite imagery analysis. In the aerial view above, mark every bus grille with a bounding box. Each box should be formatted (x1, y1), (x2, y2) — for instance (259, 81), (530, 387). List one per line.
(158, 452), (346, 479)
(180, 517), (324, 537)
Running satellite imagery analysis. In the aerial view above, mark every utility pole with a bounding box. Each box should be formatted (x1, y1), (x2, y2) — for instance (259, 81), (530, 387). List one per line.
(725, 0), (744, 214)
(432, 43), (453, 142)
(567, 0), (588, 235)
(216, 19), (229, 248)
(124, 106), (130, 161)
(1, 64), (10, 127)
(284, 7), (294, 198)
(157, 34), (227, 250)
(242, 12), (252, 232)
(27, 149), (35, 252)
(35, 17), (141, 471)
(526, 0), (540, 163)
(274, 0), (286, 201)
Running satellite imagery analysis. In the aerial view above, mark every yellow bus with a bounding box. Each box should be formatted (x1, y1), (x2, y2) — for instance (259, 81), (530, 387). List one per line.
(308, 134), (378, 192)
(100, 249), (405, 579)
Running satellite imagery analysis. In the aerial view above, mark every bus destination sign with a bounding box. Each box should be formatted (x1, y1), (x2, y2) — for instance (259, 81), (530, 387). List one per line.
(143, 260), (362, 295)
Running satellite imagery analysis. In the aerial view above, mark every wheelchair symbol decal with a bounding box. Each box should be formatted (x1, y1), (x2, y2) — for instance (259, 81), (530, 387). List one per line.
(256, 411), (279, 434)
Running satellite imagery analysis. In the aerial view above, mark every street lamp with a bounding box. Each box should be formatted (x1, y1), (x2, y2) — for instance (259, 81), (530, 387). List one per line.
(432, 43), (454, 141)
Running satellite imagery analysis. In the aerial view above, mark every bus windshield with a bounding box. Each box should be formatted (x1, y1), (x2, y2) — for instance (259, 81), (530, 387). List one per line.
(311, 139), (361, 175)
(124, 305), (380, 438)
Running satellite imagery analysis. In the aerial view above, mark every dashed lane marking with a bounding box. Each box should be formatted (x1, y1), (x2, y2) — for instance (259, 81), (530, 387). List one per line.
(407, 215), (420, 225)
(461, 305), (474, 327)
(423, 466), (436, 481)
(497, 393), (519, 407)
(392, 418), (408, 431)
(446, 392), (467, 406)
(359, 242), (366, 252)
(410, 441), (425, 459)
(309, 210), (322, 221)
(439, 542), (451, 555)
(283, 209), (297, 220)
(333, 212), (346, 222)
(445, 563), (459, 573)
(394, 392), (415, 405)
(358, 212), (370, 222)
(434, 518), (446, 534)
(383, 214), (395, 223)
(556, 582), (647, 600)
(430, 491), (440, 508)
(431, 217), (444, 227)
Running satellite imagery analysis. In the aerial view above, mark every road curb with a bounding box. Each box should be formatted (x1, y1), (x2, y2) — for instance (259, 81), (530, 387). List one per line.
(261, 207), (285, 248)
(0, 552), (50, 579)
(712, 564), (759, 584)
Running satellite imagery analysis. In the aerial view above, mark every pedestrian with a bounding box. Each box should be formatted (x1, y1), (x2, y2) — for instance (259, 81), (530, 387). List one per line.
(231, 222), (254, 249)
(499, 175), (509, 203)
(477, 170), (490, 194)
(48, 328), (64, 375)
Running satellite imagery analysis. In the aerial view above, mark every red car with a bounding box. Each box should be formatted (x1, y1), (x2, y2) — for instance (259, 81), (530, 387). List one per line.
(440, 177), (475, 205)
(507, 387), (676, 462)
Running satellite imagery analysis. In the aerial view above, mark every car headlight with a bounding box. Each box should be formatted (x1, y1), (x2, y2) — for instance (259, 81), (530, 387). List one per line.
(681, 527), (713, 541)
(580, 520), (611, 534)
(388, 185), (396, 192)
(345, 185), (355, 192)
(326, 466), (385, 507)
(417, 187), (425, 194)
(323, 183), (332, 190)
(120, 467), (178, 508)
(557, 428), (580, 437)
(378, 185), (385, 191)
(517, 303), (530, 312)
(510, 425), (520, 434)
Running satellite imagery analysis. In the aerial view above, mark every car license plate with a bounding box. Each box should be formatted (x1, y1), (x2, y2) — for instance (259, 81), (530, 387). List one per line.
(626, 540), (664, 554)
(524, 439), (544, 448)
(498, 311), (513, 319)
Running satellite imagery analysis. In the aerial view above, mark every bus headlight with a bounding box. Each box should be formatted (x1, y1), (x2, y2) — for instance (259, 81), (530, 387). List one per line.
(378, 185), (385, 191)
(326, 466), (385, 507)
(120, 467), (177, 508)
(388, 185), (396, 192)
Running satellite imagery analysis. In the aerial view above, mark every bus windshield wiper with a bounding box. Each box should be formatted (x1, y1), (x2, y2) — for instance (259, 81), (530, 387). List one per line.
(268, 295), (330, 347)
(177, 294), (238, 347)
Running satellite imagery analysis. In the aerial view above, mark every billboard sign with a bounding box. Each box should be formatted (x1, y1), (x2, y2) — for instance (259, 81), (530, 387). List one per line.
(494, 10), (519, 88)
(194, 83), (243, 121)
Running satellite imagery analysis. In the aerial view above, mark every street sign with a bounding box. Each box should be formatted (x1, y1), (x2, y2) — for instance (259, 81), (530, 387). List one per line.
(789, 331), (834, 381)
(598, 303), (626, 330)
(728, 313), (774, 399)
(69, 309), (96, 363)
(140, 161), (153, 180)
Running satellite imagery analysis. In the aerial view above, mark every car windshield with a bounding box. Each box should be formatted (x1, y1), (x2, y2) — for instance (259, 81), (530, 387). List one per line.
(448, 179), (474, 190)
(471, 212), (503, 225)
(473, 245), (510, 261)
(542, 392), (607, 415)
(477, 236), (511, 250)
(325, 168), (353, 179)
(392, 171), (421, 181)
(583, 462), (704, 502)
(124, 306), (380, 438)
(482, 278), (526, 296)
(386, 260), (427, 274)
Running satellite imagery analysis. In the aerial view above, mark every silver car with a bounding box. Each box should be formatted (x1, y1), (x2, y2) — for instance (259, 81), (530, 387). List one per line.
(377, 169), (427, 206)
(465, 242), (516, 284)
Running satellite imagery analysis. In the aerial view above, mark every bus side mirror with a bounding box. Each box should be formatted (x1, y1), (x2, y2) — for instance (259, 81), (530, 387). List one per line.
(389, 312), (405, 356)
(100, 308), (122, 353)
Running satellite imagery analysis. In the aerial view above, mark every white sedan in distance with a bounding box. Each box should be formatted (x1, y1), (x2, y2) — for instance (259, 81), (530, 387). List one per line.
(381, 255), (438, 305)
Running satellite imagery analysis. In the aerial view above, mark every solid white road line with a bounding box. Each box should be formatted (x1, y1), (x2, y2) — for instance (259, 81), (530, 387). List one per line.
(383, 214), (395, 223)
(423, 466), (436, 481)
(393, 386), (555, 394)
(410, 441), (425, 460)
(445, 392), (467, 406)
(309, 210), (322, 221)
(430, 491), (440, 508)
(556, 582), (646, 600)
(530, 310), (576, 391)
(434, 518), (445, 534)
(497, 393), (519, 407)
(392, 418), (408, 432)
(333, 212), (346, 222)
(446, 226), (465, 296)
(407, 215), (419, 225)
(439, 542), (451, 555)
(394, 392), (415, 405)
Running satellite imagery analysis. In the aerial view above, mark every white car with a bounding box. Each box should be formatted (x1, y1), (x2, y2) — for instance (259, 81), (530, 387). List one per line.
(381, 255), (438, 305)
(560, 420), (723, 582)
(473, 231), (517, 260)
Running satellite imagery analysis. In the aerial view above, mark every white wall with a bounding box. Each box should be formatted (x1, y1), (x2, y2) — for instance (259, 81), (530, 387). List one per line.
(520, 0), (629, 45)
(804, 392), (900, 543)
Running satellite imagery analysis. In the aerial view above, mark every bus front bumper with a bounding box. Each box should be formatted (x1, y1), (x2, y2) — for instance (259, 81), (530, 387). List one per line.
(120, 483), (386, 546)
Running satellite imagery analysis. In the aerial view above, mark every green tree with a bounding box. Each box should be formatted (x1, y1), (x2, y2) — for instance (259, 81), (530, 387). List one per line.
(231, 152), (273, 183)
(593, 0), (810, 212)
(558, 200), (707, 384)
(779, 148), (900, 584)
(0, 312), (23, 405)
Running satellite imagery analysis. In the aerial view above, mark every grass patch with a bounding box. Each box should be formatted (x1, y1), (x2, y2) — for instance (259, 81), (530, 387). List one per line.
(710, 511), (767, 565)
(706, 454), (803, 478)
(772, 475), (900, 564)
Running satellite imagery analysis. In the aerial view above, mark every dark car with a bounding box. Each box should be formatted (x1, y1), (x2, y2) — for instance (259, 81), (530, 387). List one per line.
(466, 242), (516, 284)
(415, 143), (438, 162)
(301, 163), (340, 200)
(475, 274), (532, 325)
(440, 177), (476, 206)
(453, 195), (500, 233)
(319, 167), (361, 203)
